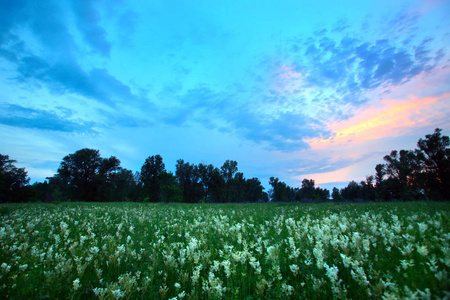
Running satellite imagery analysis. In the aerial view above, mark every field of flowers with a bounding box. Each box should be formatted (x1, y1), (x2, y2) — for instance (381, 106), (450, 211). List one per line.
(0, 202), (449, 299)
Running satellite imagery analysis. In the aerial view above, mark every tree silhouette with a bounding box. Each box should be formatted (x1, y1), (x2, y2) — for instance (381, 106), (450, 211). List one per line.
(141, 155), (166, 202)
(417, 128), (450, 200)
(53, 148), (121, 201)
(221, 160), (238, 203)
(0, 154), (30, 202)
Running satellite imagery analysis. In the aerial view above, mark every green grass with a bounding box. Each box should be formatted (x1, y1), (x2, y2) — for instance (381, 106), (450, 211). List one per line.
(0, 202), (449, 299)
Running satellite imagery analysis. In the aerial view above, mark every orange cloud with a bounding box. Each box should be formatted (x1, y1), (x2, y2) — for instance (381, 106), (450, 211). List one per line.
(306, 91), (450, 149)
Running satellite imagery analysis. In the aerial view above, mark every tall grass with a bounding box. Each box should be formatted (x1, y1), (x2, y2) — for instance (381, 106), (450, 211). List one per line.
(0, 202), (449, 299)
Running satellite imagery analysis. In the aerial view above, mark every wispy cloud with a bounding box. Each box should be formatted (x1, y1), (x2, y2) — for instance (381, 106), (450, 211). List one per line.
(0, 0), (147, 110)
(0, 104), (97, 133)
(71, 0), (111, 56)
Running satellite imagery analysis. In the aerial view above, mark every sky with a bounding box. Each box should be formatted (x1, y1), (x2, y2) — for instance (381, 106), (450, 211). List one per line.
(1, 0), (449, 192)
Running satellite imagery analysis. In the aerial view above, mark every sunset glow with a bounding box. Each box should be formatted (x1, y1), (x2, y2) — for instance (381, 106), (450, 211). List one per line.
(306, 91), (450, 150)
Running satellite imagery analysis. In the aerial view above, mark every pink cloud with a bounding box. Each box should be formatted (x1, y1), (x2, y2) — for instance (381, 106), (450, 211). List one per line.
(306, 68), (450, 150)
(296, 68), (450, 186)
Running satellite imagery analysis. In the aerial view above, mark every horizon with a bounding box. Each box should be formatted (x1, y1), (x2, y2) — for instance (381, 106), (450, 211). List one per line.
(1, 0), (449, 192)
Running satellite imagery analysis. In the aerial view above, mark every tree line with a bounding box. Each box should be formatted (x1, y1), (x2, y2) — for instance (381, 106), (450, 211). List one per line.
(244, 128), (449, 202)
(0, 128), (448, 203)
(0, 150), (269, 203)
(334, 128), (450, 201)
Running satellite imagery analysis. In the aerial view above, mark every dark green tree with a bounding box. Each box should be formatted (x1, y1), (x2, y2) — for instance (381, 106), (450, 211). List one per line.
(0, 154), (30, 202)
(140, 155), (166, 202)
(340, 181), (363, 201)
(361, 175), (376, 201)
(383, 149), (422, 200)
(314, 187), (330, 201)
(229, 172), (244, 202)
(198, 163), (214, 202)
(245, 177), (266, 202)
(175, 160), (202, 203)
(269, 177), (288, 202)
(221, 160), (238, 203)
(160, 171), (183, 203)
(416, 128), (450, 200)
(208, 167), (225, 203)
(53, 148), (121, 201)
(300, 179), (315, 201)
(331, 187), (341, 201)
(110, 168), (137, 202)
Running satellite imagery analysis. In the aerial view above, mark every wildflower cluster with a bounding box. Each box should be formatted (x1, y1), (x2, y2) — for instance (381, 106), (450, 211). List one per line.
(0, 202), (448, 299)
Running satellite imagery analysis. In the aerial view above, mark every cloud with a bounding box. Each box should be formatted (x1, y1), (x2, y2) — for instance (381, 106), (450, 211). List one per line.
(0, 0), (147, 110)
(71, 0), (111, 56)
(12, 53), (149, 109)
(158, 83), (329, 152)
(277, 10), (445, 113)
(306, 91), (450, 150)
(0, 104), (97, 133)
(27, 1), (77, 57)
(151, 8), (447, 154)
(231, 110), (326, 152)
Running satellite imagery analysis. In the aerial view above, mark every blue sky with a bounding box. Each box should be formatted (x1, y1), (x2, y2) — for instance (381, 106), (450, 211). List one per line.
(1, 0), (449, 191)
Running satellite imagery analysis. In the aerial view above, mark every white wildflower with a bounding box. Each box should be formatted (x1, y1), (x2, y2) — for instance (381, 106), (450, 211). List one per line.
(324, 263), (339, 283)
(249, 257), (261, 275)
(417, 222), (428, 234)
(400, 243), (414, 256)
(416, 245), (429, 257)
(19, 264), (28, 272)
(340, 254), (352, 268)
(400, 259), (414, 270)
(1, 263), (11, 273)
(289, 264), (300, 275)
(313, 241), (324, 269)
(281, 283), (294, 296)
(92, 287), (104, 296)
(221, 260), (232, 278)
(73, 278), (81, 291)
(351, 266), (369, 287)
(111, 288), (125, 299)
(362, 239), (370, 252)
(266, 245), (278, 262)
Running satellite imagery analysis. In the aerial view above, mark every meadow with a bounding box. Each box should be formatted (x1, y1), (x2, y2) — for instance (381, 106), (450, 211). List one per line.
(0, 202), (449, 299)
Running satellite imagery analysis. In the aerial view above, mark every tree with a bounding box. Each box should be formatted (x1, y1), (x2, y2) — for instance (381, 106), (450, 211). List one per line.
(175, 160), (202, 203)
(383, 149), (422, 200)
(374, 164), (385, 187)
(245, 178), (266, 202)
(110, 168), (137, 202)
(221, 160), (238, 203)
(160, 171), (182, 203)
(332, 187), (341, 201)
(0, 154), (30, 202)
(140, 155), (166, 202)
(53, 148), (121, 201)
(360, 175), (376, 201)
(198, 163), (214, 202)
(340, 181), (362, 201)
(229, 172), (246, 202)
(208, 167), (225, 203)
(314, 187), (330, 201)
(416, 128), (450, 200)
(269, 177), (288, 202)
(300, 179), (315, 201)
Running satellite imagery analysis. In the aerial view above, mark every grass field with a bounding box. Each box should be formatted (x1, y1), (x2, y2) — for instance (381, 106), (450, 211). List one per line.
(0, 202), (449, 299)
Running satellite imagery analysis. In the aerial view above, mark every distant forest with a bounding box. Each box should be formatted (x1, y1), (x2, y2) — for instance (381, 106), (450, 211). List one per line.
(1, 128), (449, 203)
